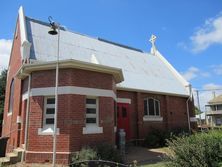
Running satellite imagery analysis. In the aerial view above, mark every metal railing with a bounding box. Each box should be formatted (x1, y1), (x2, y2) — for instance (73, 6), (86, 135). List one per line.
(206, 110), (222, 115)
(0, 128), (22, 140)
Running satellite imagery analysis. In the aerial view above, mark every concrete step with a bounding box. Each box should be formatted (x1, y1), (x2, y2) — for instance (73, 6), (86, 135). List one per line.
(13, 147), (24, 159)
(0, 157), (10, 166)
(6, 152), (18, 164)
(0, 147), (24, 165)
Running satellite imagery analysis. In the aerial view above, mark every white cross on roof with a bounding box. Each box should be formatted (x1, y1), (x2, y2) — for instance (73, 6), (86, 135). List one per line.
(149, 34), (157, 55)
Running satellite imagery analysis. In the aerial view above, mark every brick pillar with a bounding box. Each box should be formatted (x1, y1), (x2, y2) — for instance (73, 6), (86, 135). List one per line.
(165, 95), (169, 131)
(136, 92), (143, 139)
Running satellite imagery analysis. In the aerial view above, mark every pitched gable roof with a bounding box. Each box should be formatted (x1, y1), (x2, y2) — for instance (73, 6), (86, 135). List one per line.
(19, 9), (190, 97)
(208, 95), (222, 104)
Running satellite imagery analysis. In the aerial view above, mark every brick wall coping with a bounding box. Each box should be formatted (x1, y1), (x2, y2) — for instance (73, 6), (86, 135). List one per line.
(117, 86), (190, 98)
(22, 86), (117, 100)
(16, 59), (124, 83)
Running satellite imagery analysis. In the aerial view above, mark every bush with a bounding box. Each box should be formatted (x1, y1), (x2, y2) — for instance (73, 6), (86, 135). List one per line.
(144, 129), (170, 148)
(165, 130), (222, 167)
(71, 143), (123, 165)
(144, 128), (190, 148)
(95, 143), (123, 163)
(72, 146), (98, 164)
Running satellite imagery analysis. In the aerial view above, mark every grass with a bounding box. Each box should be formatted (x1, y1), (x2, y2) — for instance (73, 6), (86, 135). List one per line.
(148, 147), (170, 154)
(141, 162), (167, 167)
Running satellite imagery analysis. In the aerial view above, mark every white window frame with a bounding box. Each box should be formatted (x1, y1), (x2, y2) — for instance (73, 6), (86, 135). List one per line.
(83, 97), (103, 134)
(38, 96), (59, 135)
(143, 97), (162, 121)
(43, 96), (55, 128)
(144, 97), (160, 116)
(85, 97), (99, 126)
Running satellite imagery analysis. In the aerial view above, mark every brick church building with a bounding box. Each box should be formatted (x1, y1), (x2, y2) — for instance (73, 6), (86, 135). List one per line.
(2, 7), (196, 164)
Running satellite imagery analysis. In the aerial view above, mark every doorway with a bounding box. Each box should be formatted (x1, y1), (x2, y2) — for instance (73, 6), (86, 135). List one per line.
(117, 103), (130, 140)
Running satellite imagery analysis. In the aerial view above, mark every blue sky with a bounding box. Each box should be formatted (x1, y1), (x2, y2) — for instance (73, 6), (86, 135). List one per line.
(1, 0), (222, 105)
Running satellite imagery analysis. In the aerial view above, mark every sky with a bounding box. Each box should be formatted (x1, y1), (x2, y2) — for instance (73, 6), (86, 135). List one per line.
(0, 0), (222, 109)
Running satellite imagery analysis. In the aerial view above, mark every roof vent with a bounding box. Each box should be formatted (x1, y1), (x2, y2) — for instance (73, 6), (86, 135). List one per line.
(91, 54), (99, 64)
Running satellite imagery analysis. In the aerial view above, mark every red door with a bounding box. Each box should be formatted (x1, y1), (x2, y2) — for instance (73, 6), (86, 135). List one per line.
(117, 103), (130, 140)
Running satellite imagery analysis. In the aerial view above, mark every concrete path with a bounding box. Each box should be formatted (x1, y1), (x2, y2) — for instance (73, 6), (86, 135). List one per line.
(125, 146), (166, 165)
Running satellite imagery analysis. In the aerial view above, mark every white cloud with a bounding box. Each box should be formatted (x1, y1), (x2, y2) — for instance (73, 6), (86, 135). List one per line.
(190, 13), (222, 53)
(0, 39), (12, 71)
(202, 83), (222, 90)
(181, 67), (199, 81)
(201, 72), (210, 77)
(181, 67), (211, 81)
(212, 64), (222, 75)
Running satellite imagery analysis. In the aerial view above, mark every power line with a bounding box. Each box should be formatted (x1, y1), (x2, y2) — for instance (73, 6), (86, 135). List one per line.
(193, 88), (222, 92)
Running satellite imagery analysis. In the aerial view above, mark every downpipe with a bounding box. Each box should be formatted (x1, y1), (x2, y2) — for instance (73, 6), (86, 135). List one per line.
(186, 84), (192, 134)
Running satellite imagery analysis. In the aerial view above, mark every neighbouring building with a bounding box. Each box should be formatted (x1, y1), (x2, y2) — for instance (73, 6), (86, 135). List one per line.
(206, 95), (222, 127)
(1, 7), (196, 164)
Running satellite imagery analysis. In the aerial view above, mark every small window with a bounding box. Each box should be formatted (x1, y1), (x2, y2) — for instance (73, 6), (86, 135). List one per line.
(216, 118), (222, 126)
(148, 98), (155, 115)
(217, 105), (222, 111)
(8, 79), (15, 113)
(44, 97), (55, 126)
(86, 97), (98, 125)
(86, 99), (96, 104)
(47, 98), (55, 104)
(144, 98), (160, 116)
(122, 107), (127, 118)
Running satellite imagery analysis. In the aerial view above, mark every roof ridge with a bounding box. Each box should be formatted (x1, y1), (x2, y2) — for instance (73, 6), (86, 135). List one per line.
(26, 16), (146, 54)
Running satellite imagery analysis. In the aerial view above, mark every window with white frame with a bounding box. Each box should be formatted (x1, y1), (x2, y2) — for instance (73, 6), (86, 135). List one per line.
(144, 98), (160, 116)
(44, 97), (55, 127)
(85, 98), (98, 125)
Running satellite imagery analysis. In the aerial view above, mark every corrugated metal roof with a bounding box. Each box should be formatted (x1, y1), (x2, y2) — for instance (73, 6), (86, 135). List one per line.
(25, 17), (189, 96)
(209, 95), (222, 104)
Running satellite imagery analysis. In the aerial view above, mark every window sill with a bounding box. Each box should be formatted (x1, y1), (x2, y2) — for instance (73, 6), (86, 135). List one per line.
(83, 126), (103, 134)
(143, 116), (163, 122)
(38, 127), (60, 135)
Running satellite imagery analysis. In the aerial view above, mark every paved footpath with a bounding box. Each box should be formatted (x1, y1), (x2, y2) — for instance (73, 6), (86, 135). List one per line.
(125, 146), (166, 165)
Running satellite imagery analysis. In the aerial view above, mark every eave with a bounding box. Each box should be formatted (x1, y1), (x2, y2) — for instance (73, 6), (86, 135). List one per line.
(16, 59), (124, 83)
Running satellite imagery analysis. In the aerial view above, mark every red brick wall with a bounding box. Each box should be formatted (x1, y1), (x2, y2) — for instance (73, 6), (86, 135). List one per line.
(26, 152), (70, 164)
(31, 69), (114, 90)
(2, 18), (23, 152)
(167, 96), (188, 130)
(117, 90), (195, 139)
(25, 69), (116, 163)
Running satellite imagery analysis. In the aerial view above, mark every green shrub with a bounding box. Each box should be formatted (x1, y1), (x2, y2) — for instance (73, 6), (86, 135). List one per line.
(144, 129), (170, 148)
(166, 130), (222, 167)
(95, 143), (123, 163)
(144, 128), (190, 148)
(72, 146), (98, 164)
(71, 144), (123, 165)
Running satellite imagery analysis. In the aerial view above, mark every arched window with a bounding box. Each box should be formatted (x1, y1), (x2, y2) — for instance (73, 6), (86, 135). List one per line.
(8, 79), (15, 113)
(144, 98), (160, 116)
